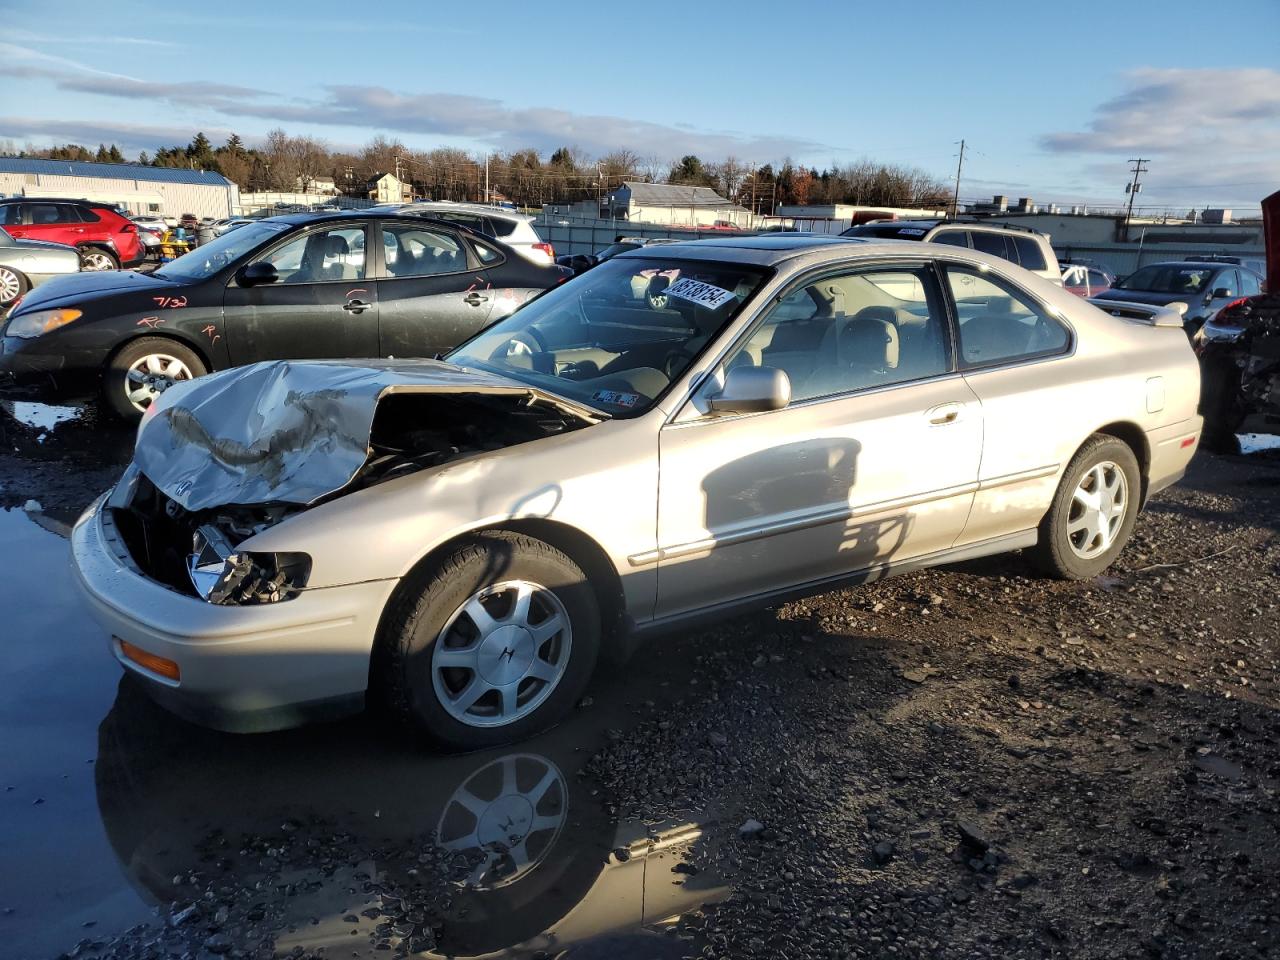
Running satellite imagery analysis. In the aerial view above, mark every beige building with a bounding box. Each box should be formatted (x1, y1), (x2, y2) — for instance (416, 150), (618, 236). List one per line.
(367, 172), (411, 203)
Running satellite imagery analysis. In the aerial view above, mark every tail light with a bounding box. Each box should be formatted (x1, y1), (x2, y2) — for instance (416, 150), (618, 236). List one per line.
(120, 222), (137, 233)
(532, 242), (555, 261)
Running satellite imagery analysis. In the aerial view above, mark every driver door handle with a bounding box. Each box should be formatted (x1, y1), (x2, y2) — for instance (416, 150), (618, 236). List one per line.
(343, 298), (372, 314)
(926, 402), (964, 425)
(464, 292), (489, 306)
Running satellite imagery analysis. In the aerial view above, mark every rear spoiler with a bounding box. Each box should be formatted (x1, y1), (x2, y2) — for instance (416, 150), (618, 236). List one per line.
(1088, 297), (1187, 328)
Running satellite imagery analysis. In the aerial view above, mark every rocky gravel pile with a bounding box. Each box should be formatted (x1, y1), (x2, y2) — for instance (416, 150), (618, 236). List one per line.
(581, 453), (1280, 959)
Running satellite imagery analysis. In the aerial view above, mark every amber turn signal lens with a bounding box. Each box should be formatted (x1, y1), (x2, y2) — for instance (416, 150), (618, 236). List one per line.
(118, 639), (181, 681)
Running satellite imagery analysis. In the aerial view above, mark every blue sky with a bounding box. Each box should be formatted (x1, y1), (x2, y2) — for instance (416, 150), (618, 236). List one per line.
(2, 0), (1278, 210)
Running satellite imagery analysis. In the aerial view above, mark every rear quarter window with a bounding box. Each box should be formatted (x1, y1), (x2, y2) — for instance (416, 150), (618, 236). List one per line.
(1012, 236), (1047, 271)
(970, 231), (1014, 262)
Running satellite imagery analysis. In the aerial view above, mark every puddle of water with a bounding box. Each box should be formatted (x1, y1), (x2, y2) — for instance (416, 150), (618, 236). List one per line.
(0, 509), (154, 956)
(1195, 753), (1244, 781)
(1238, 432), (1280, 455)
(3, 400), (84, 433)
(0, 501), (728, 957)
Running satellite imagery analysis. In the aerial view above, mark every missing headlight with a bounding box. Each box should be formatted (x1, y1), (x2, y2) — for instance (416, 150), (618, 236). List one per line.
(188, 524), (310, 604)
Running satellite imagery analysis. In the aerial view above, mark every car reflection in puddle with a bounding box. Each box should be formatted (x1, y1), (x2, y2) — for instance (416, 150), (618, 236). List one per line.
(94, 674), (728, 958)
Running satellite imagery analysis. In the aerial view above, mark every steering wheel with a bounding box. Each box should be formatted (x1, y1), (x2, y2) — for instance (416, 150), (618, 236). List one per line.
(488, 327), (548, 362)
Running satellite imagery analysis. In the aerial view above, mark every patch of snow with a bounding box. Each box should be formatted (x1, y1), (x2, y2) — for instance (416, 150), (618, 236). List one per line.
(1238, 433), (1280, 455)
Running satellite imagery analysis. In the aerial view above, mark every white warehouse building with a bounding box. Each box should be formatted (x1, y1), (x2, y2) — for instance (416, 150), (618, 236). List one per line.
(0, 158), (239, 219)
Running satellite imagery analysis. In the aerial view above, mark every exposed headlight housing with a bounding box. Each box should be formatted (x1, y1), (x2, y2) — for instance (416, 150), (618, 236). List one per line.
(188, 524), (310, 604)
(5, 308), (82, 339)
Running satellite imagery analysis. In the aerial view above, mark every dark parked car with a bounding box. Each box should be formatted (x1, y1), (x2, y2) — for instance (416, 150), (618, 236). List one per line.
(1102, 260), (1264, 332)
(0, 197), (145, 271)
(556, 237), (679, 276)
(0, 211), (568, 419)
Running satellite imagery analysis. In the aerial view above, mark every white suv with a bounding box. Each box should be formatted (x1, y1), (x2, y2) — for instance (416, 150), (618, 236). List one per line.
(842, 219), (1062, 285)
(390, 201), (555, 265)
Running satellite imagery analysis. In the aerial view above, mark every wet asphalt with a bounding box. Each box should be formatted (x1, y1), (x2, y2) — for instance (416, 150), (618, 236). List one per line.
(0, 403), (718, 960)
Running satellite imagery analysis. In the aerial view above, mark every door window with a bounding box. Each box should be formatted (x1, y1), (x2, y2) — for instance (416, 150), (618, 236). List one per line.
(1240, 271), (1262, 296)
(731, 265), (952, 402)
(1212, 269), (1237, 296)
(945, 266), (1070, 366)
(258, 226), (367, 283)
(381, 224), (468, 277)
(0, 205), (19, 225)
(27, 203), (66, 225)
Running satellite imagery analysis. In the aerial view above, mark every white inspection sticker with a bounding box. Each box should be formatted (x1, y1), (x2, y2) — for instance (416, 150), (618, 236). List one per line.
(664, 277), (738, 310)
(896, 227), (927, 236)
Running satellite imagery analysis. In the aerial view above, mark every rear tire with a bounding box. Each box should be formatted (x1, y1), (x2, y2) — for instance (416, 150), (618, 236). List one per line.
(1033, 434), (1141, 580)
(0, 265), (28, 306)
(80, 247), (119, 271)
(103, 337), (206, 421)
(377, 531), (601, 750)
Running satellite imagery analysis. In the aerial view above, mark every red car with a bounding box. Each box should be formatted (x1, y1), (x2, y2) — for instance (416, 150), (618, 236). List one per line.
(0, 198), (144, 271)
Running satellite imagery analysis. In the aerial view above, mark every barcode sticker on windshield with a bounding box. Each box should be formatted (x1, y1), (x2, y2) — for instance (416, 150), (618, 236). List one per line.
(592, 389), (641, 408)
(665, 277), (737, 310)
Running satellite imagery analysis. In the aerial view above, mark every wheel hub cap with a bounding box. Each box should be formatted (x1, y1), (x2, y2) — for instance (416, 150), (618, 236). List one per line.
(1066, 461), (1128, 560)
(477, 625), (535, 686)
(431, 580), (572, 728)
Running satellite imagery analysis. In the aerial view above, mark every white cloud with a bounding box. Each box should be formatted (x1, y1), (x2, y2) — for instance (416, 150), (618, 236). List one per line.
(1041, 68), (1280, 205)
(0, 49), (823, 164)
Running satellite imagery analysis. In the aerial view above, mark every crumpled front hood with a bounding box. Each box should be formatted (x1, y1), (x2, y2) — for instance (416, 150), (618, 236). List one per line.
(134, 358), (594, 511)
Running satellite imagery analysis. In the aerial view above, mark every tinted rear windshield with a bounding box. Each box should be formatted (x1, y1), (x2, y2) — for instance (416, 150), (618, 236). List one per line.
(1116, 265), (1217, 294)
(841, 223), (928, 239)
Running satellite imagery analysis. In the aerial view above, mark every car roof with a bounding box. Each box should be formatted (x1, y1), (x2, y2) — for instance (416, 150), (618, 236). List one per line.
(389, 201), (534, 223)
(1136, 260), (1250, 271)
(854, 218), (1048, 236)
(614, 234), (892, 266)
(0, 196), (108, 205)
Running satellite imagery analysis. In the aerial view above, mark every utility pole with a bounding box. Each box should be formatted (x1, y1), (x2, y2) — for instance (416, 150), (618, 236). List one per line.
(1123, 158), (1149, 236)
(484, 153), (489, 204)
(951, 139), (965, 219)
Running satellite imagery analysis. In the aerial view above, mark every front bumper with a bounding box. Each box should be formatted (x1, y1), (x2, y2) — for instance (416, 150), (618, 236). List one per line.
(0, 335), (99, 400)
(71, 493), (399, 732)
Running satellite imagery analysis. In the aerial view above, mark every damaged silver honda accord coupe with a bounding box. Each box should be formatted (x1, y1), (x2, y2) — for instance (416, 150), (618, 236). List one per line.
(72, 236), (1203, 748)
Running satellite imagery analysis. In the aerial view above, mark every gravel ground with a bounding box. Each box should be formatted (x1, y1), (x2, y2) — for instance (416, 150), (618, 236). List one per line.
(2, 404), (1277, 960)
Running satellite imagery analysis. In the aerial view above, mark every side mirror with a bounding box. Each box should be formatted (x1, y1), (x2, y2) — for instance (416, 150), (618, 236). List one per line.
(239, 261), (279, 287)
(1211, 287), (1232, 299)
(707, 366), (791, 415)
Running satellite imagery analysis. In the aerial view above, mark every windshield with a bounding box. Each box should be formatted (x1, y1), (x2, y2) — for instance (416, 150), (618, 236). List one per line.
(1116, 264), (1217, 294)
(448, 256), (769, 416)
(154, 221), (291, 280)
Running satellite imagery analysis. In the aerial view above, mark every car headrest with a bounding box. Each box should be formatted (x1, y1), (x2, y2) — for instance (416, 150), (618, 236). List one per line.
(840, 317), (899, 369)
(323, 235), (350, 256)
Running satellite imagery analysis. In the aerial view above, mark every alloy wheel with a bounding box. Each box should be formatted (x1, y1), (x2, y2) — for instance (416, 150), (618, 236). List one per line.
(124, 353), (194, 412)
(1066, 461), (1129, 560)
(80, 250), (116, 271)
(431, 580), (573, 728)
(0, 267), (20, 304)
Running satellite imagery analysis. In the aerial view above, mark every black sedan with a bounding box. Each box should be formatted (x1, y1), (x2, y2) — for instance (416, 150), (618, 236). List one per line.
(0, 211), (568, 418)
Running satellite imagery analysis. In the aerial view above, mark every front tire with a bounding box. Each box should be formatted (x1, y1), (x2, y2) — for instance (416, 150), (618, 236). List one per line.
(103, 337), (207, 420)
(0, 265), (28, 306)
(1034, 434), (1141, 580)
(80, 247), (120, 271)
(377, 531), (601, 750)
